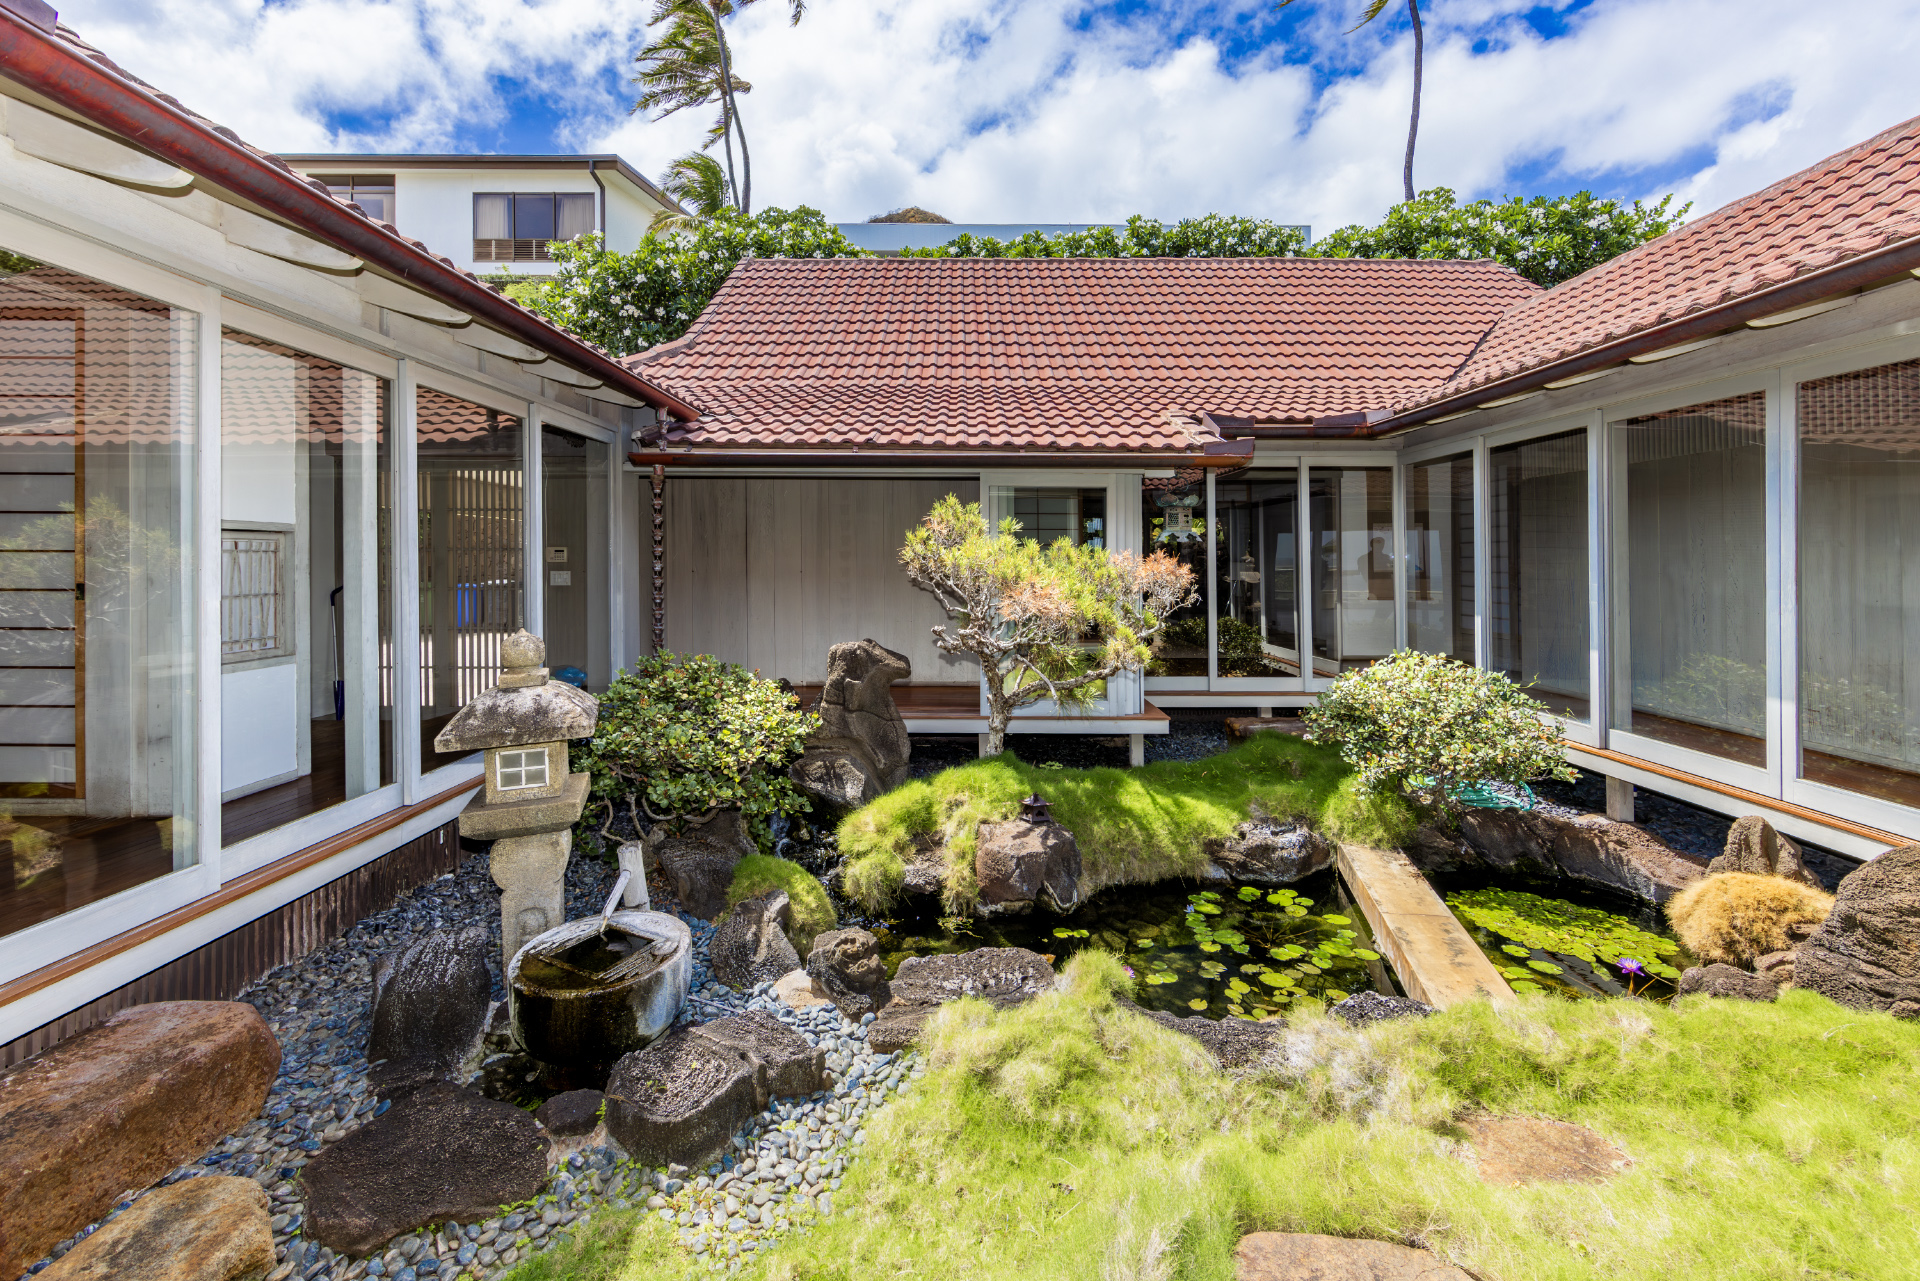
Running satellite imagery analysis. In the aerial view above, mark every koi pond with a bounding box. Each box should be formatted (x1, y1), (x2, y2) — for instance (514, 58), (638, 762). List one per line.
(1436, 872), (1695, 1002)
(872, 869), (1390, 1021)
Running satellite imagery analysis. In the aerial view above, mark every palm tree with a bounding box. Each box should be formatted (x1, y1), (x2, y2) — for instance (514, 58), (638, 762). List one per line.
(1281, 0), (1425, 203)
(650, 153), (732, 231)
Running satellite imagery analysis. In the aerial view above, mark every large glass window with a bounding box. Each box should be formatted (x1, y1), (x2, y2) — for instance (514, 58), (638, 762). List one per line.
(472, 193), (597, 263)
(219, 332), (392, 846)
(1798, 359), (1920, 808)
(0, 251), (198, 938)
(1611, 395), (1764, 760)
(1142, 482), (1206, 675)
(417, 389), (523, 770)
(1309, 466), (1393, 676)
(1489, 430), (1589, 720)
(1214, 471), (1300, 677)
(1404, 452), (1474, 664)
(540, 427), (607, 688)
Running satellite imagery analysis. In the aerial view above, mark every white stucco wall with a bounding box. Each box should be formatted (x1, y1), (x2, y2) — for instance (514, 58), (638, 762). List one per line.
(385, 170), (669, 272)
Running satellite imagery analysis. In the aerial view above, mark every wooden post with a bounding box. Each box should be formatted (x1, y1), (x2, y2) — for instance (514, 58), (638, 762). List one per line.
(650, 464), (665, 655)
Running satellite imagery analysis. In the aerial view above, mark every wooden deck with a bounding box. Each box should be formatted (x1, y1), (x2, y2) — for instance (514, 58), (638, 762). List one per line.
(791, 682), (1170, 735)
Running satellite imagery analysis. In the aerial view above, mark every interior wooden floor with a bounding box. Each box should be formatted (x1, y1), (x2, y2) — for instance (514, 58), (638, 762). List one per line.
(1623, 711), (1768, 768)
(221, 719), (398, 848)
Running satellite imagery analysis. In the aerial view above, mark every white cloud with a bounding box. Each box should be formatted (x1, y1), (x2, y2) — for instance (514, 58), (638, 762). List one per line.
(56, 0), (1920, 234)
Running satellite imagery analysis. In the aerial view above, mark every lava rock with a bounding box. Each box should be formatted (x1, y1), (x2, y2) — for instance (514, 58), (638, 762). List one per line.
(691, 1009), (827, 1106)
(899, 835), (948, 896)
(658, 811), (758, 921)
(772, 968), (832, 1009)
(604, 1028), (761, 1169)
(1461, 1115), (1632, 1184)
(974, 819), (1082, 914)
(1754, 949), (1798, 987)
(366, 925), (492, 1098)
(790, 640), (911, 819)
(1203, 818), (1332, 885)
(1709, 815), (1826, 889)
(1330, 991), (1437, 1027)
(710, 889), (803, 990)
(303, 1082), (550, 1256)
(805, 927), (892, 1019)
(1437, 808), (1707, 902)
(534, 1089), (606, 1137)
(869, 947), (1058, 1052)
(36, 1175), (273, 1281)
(1793, 843), (1920, 1018)
(1121, 999), (1283, 1070)
(0, 1001), (280, 1280)
(1676, 963), (1780, 1003)
(1233, 1232), (1473, 1280)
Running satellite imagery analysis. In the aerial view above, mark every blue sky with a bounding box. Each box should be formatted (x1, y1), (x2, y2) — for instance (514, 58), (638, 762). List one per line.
(57, 0), (1920, 233)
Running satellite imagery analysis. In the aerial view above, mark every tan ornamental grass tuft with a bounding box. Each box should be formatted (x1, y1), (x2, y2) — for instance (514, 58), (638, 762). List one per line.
(1666, 872), (1833, 967)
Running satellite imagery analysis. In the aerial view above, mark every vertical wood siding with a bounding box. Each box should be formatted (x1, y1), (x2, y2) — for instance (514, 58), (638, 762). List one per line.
(664, 477), (981, 684)
(1, 820), (461, 1068)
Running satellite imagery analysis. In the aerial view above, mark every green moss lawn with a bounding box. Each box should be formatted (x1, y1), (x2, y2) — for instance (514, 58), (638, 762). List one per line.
(522, 953), (1920, 1281)
(836, 733), (1416, 914)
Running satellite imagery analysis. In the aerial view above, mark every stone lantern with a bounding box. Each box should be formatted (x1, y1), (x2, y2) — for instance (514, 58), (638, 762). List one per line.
(434, 630), (597, 963)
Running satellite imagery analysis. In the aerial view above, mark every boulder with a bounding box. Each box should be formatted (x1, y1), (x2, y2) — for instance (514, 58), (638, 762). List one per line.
(772, 968), (832, 1010)
(37, 1176), (273, 1281)
(534, 1089), (605, 1138)
(1461, 1116), (1632, 1185)
(0, 1001), (280, 1280)
(1793, 843), (1920, 1018)
(1754, 949), (1798, 987)
(366, 925), (492, 1098)
(710, 890), (802, 990)
(868, 947), (1057, 1052)
(690, 1010), (827, 1106)
(1204, 818), (1332, 885)
(1676, 963), (1779, 1003)
(1233, 1233), (1472, 1280)
(1709, 815), (1825, 889)
(790, 639), (911, 818)
(302, 1081), (549, 1256)
(806, 927), (893, 1019)
(974, 819), (1082, 914)
(1442, 808), (1706, 902)
(899, 835), (948, 897)
(1330, 991), (1436, 1028)
(658, 810), (758, 920)
(1121, 999), (1283, 1070)
(604, 1028), (762, 1169)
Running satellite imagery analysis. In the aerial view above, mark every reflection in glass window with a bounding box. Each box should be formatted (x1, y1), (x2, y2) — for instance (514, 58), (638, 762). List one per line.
(1142, 483), (1207, 675)
(1799, 359), (1920, 809)
(1489, 430), (1589, 720)
(992, 486), (1106, 548)
(1214, 472), (1299, 677)
(1309, 467), (1394, 675)
(1612, 396), (1764, 760)
(0, 250), (198, 938)
(1404, 452), (1474, 664)
(219, 331), (392, 846)
(541, 427), (607, 688)
(417, 389), (524, 771)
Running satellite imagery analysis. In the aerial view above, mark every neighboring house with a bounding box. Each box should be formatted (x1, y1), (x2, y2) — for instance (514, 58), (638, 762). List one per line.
(279, 154), (684, 275)
(0, 11), (687, 1058)
(836, 222), (1312, 255)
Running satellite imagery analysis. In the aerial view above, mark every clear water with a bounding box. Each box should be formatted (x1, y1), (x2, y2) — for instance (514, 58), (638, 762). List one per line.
(874, 869), (1388, 1021)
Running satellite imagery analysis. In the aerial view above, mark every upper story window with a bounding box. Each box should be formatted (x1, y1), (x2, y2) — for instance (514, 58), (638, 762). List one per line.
(311, 174), (395, 224)
(473, 193), (597, 262)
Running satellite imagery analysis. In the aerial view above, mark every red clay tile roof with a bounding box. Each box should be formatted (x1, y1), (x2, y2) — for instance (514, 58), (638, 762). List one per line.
(627, 257), (1538, 453)
(1399, 113), (1920, 414)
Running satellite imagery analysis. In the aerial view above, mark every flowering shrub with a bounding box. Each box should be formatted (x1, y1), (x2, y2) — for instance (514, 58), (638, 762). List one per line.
(528, 207), (868, 355)
(1303, 650), (1574, 817)
(575, 652), (819, 845)
(1310, 188), (1688, 287)
(900, 213), (1308, 260)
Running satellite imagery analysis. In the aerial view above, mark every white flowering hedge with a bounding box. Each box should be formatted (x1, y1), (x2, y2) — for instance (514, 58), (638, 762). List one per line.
(530, 206), (868, 356)
(1302, 650), (1575, 817)
(899, 213), (1308, 260)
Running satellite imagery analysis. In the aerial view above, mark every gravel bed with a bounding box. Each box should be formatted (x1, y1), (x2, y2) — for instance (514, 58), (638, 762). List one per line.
(20, 850), (913, 1280)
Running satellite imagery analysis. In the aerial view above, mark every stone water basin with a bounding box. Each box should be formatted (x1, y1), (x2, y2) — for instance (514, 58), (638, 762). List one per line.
(508, 910), (690, 1077)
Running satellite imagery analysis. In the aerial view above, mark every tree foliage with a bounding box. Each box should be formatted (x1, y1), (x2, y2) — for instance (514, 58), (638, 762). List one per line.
(1303, 650), (1574, 818)
(576, 651), (818, 844)
(900, 495), (1197, 756)
(899, 213), (1308, 260)
(529, 208), (867, 355)
(1310, 187), (1689, 287)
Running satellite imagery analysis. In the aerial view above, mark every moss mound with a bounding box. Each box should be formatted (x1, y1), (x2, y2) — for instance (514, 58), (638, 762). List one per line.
(722, 854), (836, 954)
(1667, 871), (1834, 967)
(836, 734), (1415, 913)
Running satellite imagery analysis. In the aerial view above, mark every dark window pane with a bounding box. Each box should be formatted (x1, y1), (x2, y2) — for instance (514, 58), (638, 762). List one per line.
(1404, 452), (1474, 664)
(1214, 471), (1299, 677)
(1489, 429), (1589, 721)
(512, 193), (556, 241)
(1309, 467), (1393, 674)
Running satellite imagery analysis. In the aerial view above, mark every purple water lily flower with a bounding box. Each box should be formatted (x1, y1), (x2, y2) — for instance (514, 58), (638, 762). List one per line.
(1614, 957), (1647, 977)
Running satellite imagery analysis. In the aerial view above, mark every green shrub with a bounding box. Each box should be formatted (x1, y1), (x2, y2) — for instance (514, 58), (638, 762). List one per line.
(574, 652), (818, 848)
(1305, 650), (1574, 819)
(722, 854), (836, 953)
